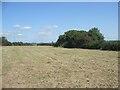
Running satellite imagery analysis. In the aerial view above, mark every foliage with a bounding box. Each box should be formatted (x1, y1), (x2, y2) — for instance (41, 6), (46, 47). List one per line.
(12, 42), (24, 46)
(88, 27), (104, 41)
(37, 42), (54, 46)
(101, 41), (120, 51)
(0, 36), (12, 46)
(55, 27), (119, 51)
(56, 27), (104, 49)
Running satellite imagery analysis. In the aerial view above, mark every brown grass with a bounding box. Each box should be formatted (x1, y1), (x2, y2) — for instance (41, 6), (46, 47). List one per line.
(2, 46), (118, 88)
(0, 47), (2, 89)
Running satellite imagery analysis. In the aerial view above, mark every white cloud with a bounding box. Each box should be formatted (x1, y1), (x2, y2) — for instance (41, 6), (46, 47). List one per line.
(37, 25), (59, 39)
(42, 25), (59, 31)
(21, 26), (32, 29)
(69, 28), (85, 30)
(13, 25), (21, 28)
(13, 24), (32, 30)
(17, 34), (23, 36)
(0, 32), (3, 35)
(38, 31), (51, 37)
(53, 25), (58, 28)
(0, 32), (9, 35)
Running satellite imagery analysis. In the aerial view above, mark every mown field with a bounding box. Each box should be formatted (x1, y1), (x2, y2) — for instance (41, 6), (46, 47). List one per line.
(2, 46), (118, 88)
(0, 47), (2, 89)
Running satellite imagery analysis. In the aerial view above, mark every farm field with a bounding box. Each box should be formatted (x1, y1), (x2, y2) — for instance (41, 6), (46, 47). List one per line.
(0, 47), (2, 89)
(2, 46), (118, 88)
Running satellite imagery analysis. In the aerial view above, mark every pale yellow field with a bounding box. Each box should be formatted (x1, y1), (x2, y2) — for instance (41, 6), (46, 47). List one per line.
(0, 47), (2, 89)
(2, 46), (118, 88)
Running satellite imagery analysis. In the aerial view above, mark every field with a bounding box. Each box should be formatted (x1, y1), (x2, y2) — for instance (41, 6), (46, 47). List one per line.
(0, 47), (2, 89)
(2, 46), (118, 88)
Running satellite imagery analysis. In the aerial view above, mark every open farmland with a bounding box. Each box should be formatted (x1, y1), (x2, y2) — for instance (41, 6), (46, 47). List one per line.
(0, 47), (2, 89)
(2, 46), (118, 88)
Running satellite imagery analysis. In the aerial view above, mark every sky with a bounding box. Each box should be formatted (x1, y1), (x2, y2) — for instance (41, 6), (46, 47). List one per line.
(1, 2), (118, 43)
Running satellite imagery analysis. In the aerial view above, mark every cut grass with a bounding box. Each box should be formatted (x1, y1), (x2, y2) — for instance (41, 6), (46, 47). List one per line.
(0, 47), (2, 89)
(2, 46), (118, 88)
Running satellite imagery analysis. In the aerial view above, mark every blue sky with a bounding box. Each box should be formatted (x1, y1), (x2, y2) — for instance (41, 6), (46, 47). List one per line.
(2, 2), (118, 43)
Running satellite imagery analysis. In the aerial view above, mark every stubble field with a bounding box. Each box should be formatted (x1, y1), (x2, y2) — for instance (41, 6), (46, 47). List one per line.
(2, 46), (118, 88)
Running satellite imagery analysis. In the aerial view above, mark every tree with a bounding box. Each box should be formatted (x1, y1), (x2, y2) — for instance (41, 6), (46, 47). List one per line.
(88, 27), (104, 41)
(56, 27), (105, 49)
(87, 27), (105, 49)
(1, 36), (11, 46)
(12, 42), (24, 46)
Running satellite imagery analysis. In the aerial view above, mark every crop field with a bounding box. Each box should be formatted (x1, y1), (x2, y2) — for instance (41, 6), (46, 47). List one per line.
(2, 46), (118, 88)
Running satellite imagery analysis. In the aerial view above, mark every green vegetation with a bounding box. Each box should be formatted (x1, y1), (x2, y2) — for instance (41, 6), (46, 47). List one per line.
(55, 27), (119, 51)
(12, 42), (33, 46)
(0, 27), (119, 51)
(101, 41), (120, 51)
(0, 37), (54, 46)
(55, 28), (104, 48)
(0, 37), (11, 46)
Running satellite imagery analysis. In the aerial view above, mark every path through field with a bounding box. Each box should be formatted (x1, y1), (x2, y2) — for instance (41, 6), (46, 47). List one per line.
(2, 46), (118, 88)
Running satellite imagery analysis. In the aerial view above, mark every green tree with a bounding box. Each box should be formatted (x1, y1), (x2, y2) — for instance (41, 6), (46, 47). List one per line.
(1, 36), (11, 46)
(56, 30), (92, 48)
(12, 42), (24, 46)
(87, 27), (105, 49)
(56, 27), (105, 49)
(88, 27), (104, 41)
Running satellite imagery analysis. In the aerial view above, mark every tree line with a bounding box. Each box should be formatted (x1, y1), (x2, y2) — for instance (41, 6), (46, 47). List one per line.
(0, 27), (119, 51)
(0, 37), (54, 46)
(54, 27), (120, 51)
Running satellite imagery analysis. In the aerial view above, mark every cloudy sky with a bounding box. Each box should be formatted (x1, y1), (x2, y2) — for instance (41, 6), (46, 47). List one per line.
(1, 2), (118, 43)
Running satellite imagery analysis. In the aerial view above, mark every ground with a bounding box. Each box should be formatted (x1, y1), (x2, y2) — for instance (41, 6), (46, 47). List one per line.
(2, 46), (118, 88)
(0, 47), (2, 89)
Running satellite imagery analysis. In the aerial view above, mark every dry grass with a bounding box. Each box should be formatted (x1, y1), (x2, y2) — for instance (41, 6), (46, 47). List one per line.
(0, 47), (2, 89)
(2, 46), (118, 88)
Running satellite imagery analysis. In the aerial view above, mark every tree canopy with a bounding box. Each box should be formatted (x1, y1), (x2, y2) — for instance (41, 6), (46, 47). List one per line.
(55, 27), (105, 49)
(0, 36), (11, 46)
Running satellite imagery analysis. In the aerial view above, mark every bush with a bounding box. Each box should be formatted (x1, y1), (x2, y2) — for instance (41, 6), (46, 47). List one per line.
(101, 41), (119, 51)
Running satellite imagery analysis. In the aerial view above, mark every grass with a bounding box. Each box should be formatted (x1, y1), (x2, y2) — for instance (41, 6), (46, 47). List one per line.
(2, 46), (118, 88)
(0, 47), (2, 89)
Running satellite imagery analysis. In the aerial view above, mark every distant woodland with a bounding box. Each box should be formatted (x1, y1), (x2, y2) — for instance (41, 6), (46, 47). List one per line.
(0, 27), (120, 51)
